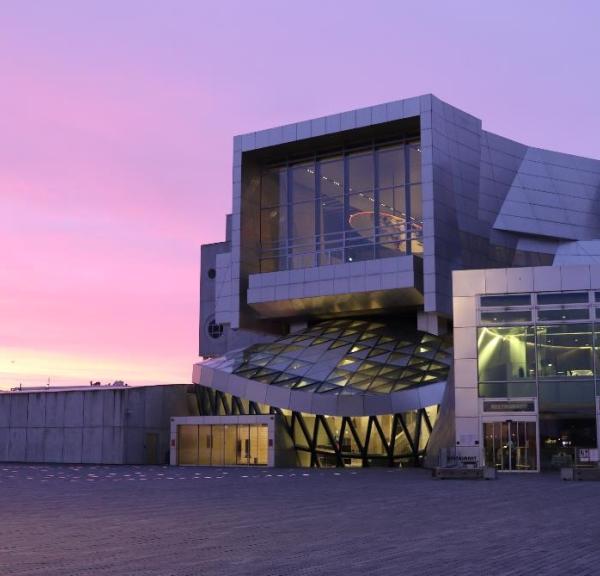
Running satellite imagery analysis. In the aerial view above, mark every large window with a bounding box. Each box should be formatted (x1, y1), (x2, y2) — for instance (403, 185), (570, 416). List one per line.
(536, 324), (593, 378)
(478, 326), (536, 383)
(259, 141), (422, 271)
(477, 292), (600, 402)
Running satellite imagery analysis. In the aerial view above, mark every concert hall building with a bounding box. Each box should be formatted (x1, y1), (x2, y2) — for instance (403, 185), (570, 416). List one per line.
(181, 94), (600, 472)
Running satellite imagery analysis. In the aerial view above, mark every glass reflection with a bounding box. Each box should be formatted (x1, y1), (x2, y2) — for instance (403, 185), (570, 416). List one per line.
(538, 380), (595, 412)
(259, 141), (422, 271)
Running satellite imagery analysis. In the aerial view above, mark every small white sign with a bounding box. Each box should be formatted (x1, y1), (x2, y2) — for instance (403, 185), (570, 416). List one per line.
(459, 434), (477, 446)
(578, 449), (598, 463)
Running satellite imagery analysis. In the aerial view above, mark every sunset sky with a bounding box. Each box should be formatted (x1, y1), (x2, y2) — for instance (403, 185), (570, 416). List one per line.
(1, 1), (599, 389)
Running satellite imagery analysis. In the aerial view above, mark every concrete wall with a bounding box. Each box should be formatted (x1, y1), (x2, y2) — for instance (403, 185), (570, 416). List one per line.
(0, 384), (197, 465)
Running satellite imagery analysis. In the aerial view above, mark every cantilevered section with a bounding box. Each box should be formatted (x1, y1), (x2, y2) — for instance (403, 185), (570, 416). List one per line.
(247, 256), (423, 318)
(193, 319), (451, 416)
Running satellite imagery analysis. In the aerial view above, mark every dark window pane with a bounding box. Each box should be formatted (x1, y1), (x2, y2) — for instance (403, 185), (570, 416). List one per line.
(478, 381), (537, 398)
(291, 163), (315, 204)
(409, 182), (423, 255)
(379, 186), (406, 219)
(290, 201), (315, 242)
(376, 188), (408, 255)
(538, 381), (595, 412)
(538, 292), (589, 305)
(348, 191), (375, 214)
(261, 167), (287, 208)
(539, 414), (597, 471)
(409, 144), (421, 183)
(478, 326), (536, 381)
(537, 324), (593, 377)
(260, 206), (287, 247)
(537, 309), (589, 321)
(347, 192), (374, 245)
(346, 191), (375, 262)
(378, 146), (405, 189)
(348, 152), (373, 193)
(481, 311), (532, 324)
(289, 252), (315, 269)
(320, 201), (344, 237)
(481, 294), (531, 307)
(409, 184), (423, 225)
(319, 158), (344, 202)
(259, 257), (277, 273)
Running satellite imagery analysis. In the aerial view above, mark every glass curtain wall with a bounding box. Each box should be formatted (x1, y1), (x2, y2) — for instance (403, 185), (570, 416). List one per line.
(259, 141), (422, 271)
(477, 292), (600, 469)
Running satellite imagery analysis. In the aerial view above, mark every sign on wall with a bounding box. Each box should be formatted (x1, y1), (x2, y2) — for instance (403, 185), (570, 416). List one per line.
(483, 401), (535, 413)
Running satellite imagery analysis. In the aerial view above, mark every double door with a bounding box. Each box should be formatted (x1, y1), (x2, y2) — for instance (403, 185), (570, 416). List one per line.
(483, 420), (537, 471)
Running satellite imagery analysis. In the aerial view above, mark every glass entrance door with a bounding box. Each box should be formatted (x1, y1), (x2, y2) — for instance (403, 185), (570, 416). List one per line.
(483, 420), (537, 471)
(178, 424), (270, 466)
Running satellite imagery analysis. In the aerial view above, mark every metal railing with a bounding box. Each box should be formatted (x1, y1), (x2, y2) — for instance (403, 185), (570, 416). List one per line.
(258, 225), (423, 272)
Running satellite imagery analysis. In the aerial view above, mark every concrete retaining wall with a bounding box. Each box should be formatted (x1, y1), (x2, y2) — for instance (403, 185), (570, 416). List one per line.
(0, 384), (197, 465)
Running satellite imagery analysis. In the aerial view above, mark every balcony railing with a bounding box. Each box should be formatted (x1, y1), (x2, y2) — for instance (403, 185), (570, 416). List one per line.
(258, 224), (423, 272)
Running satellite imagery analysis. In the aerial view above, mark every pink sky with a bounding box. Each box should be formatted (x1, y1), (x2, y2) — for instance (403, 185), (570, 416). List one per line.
(1, 1), (599, 389)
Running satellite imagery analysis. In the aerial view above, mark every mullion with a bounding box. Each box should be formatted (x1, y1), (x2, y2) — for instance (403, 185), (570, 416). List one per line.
(397, 413), (416, 456)
(343, 151), (350, 263)
(404, 143), (412, 255)
(296, 412), (313, 457)
(422, 408), (434, 434)
(363, 417), (374, 465)
(286, 163), (293, 270)
(318, 415), (343, 467)
(414, 409), (423, 462)
(345, 417), (364, 455)
(373, 144), (380, 258)
(218, 391), (230, 416)
(388, 415), (399, 460)
(339, 418), (348, 454)
(315, 159), (321, 266)
(372, 416), (392, 461)
(232, 396), (244, 416)
(207, 388), (217, 415)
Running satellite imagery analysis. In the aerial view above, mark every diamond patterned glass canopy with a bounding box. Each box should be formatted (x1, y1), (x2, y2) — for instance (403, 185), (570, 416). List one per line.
(205, 319), (452, 395)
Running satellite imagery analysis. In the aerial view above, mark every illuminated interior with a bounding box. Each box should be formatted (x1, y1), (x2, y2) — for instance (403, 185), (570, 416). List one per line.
(258, 142), (423, 271)
(178, 424), (269, 466)
(206, 318), (452, 395)
(477, 294), (600, 470)
(194, 385), (438, 467)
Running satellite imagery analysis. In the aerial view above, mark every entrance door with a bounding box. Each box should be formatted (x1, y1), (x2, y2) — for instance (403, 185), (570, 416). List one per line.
(248, 425), (269, 466)
(177, 423), (270, 467)
(145, 433), (159, 465)
(483, 420), (537, 471)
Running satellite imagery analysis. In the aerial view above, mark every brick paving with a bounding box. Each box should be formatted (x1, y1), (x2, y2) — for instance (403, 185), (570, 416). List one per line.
(1, 464), (599, 576)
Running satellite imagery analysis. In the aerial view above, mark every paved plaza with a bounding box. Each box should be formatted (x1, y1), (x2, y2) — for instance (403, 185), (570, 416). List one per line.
(1, 465), (599, 576)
